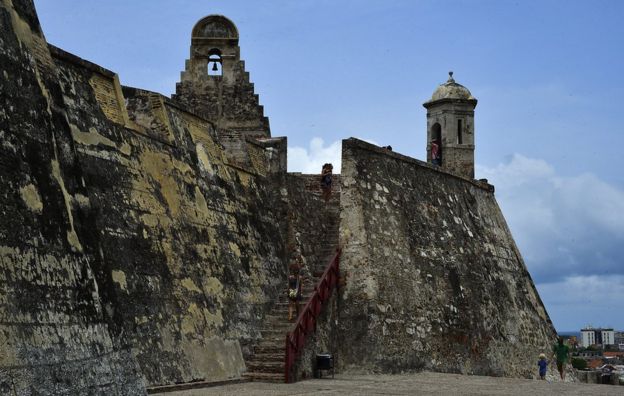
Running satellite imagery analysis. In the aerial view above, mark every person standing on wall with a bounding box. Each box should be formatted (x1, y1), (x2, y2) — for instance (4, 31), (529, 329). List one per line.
(320, 163), (333, 203)
(552, 337), (570, 380)
(431, 139), (441, 166)
(287, 262), (303, 321)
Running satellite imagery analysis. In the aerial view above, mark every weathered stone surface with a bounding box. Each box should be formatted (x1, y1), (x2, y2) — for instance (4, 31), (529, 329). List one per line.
(337, 138), (555, 378)
(0, 0), (144, 394)
(1, 1), (292, 391)
(48, 45), (289, 386)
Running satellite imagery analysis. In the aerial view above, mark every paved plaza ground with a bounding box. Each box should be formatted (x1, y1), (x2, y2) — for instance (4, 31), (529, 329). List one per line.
(152, 372), (624, 395)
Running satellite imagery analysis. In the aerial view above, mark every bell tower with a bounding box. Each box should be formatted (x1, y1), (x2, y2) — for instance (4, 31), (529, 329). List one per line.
(173, 15), (270, 137)
(423, 72), (477, 179)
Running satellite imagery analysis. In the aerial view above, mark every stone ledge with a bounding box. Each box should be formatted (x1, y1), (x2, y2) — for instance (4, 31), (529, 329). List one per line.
(48, 43), (116, 78)
(342, 137), (494, 193)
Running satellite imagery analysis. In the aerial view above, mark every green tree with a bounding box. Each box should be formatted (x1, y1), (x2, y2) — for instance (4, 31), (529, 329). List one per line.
(571, 357), (587, 370)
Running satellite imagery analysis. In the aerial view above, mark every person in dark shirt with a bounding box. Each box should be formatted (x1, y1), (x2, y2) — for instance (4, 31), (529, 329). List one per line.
(320, 163), (333, 203)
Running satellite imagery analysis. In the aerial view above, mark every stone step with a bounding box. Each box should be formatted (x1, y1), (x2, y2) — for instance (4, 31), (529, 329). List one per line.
(260, 329), (289, 337)
(260, 335), (289, 342)
(249, 352), (283, 361)
(271, 310), (288, 318)
(276, 296), (314, 303)
(263, 314), (297, 322)
(260, 314), (305, 324)
(257, 334), (287, 343)
(254, 344), (284, 354)
(260, 325), (291, 333)
(275, 296), (313, 305)
(242, 372), (283, 383)
(261, 323), (290, 330)
(246, 360), (284, 373)
(253, 345), (284, 353)
(279, 289), (316, 297)
(261, 316), (293, 324)
(244, 244), (340, 382)
(266, 309), (289, 317)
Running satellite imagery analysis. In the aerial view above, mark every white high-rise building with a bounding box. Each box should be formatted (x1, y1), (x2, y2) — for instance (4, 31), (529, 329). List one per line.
(601, 329), (615, 346)
(581, 328), (595, 347)
(580, 326), (615, 347)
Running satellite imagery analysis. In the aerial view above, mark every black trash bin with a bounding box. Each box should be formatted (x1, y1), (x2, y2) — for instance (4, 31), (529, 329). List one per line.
(316, 353), (334, 378)
(601, 366), (614, 384)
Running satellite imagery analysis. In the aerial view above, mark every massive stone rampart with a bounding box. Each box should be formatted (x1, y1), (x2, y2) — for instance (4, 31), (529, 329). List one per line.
(0, 1), (144, 394)
(1, 0), (290, 391)
(337, 138), (555, 378)
(48, 45), (289, 386)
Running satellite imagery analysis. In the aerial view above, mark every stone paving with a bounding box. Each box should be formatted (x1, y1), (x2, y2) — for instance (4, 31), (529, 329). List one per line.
(152, 372), (624, 395)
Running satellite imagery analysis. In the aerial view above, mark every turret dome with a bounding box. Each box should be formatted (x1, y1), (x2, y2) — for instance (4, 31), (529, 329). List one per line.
(428, 72), (475, 102)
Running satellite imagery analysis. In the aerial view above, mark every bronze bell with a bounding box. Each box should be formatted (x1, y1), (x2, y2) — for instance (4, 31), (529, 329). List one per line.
(212, 62), (219, 72)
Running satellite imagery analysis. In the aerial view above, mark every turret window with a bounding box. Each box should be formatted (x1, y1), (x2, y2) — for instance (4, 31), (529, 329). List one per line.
(457, 119), (463, 144)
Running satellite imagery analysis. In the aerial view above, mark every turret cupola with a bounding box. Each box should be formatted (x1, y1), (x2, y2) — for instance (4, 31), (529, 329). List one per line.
(423, 72), (477, 179)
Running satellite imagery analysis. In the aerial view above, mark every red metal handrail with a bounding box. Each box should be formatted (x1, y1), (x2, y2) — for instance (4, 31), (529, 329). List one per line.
(284, 248), (341, 383)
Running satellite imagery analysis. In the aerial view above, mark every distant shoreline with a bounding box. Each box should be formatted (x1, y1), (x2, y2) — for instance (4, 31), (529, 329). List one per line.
(557, 331), (580, 338)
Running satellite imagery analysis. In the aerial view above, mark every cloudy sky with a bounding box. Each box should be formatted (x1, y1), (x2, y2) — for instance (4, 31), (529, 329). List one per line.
(34, 0), (624, 331)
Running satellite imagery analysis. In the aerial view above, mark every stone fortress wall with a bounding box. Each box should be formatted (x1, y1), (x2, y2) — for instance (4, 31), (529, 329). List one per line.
(0, 0), (558, 393)
(336, 139), (555, 377)
(0, 1), (145, 394)
(49, 45), (290, 387)
(1, 1), (290, 392)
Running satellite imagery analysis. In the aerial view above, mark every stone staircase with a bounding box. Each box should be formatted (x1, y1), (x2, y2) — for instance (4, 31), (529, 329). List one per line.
(242, 288), (316, 382)
(243, 175), (340, 382)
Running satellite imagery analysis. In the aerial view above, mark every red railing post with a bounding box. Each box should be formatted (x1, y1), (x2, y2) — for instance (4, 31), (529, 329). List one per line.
(283, 249), (341, 383)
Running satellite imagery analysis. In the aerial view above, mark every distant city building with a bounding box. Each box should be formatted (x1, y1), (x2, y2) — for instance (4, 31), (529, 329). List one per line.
(578, 349), (602, 358)
(615, 331), (624, 350)
(581, 327), (615, 347)
(560, 334), (579, 349)
(602, 329), (615, 346)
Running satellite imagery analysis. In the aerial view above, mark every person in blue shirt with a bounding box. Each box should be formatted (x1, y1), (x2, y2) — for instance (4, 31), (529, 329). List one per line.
(538, 353), (548, 380)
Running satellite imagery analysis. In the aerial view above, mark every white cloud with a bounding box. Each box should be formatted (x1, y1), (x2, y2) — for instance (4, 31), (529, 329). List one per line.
(536, 275), (624, 330)
(288, 137), (341, 174)
(477, 154), (624, 283)
(288, 137), (382, 174)
(477, 154), (555, 190)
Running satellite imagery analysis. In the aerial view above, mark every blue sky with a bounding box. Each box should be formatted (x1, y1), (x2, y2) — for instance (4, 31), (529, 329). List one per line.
(35, 0), (624, 331)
